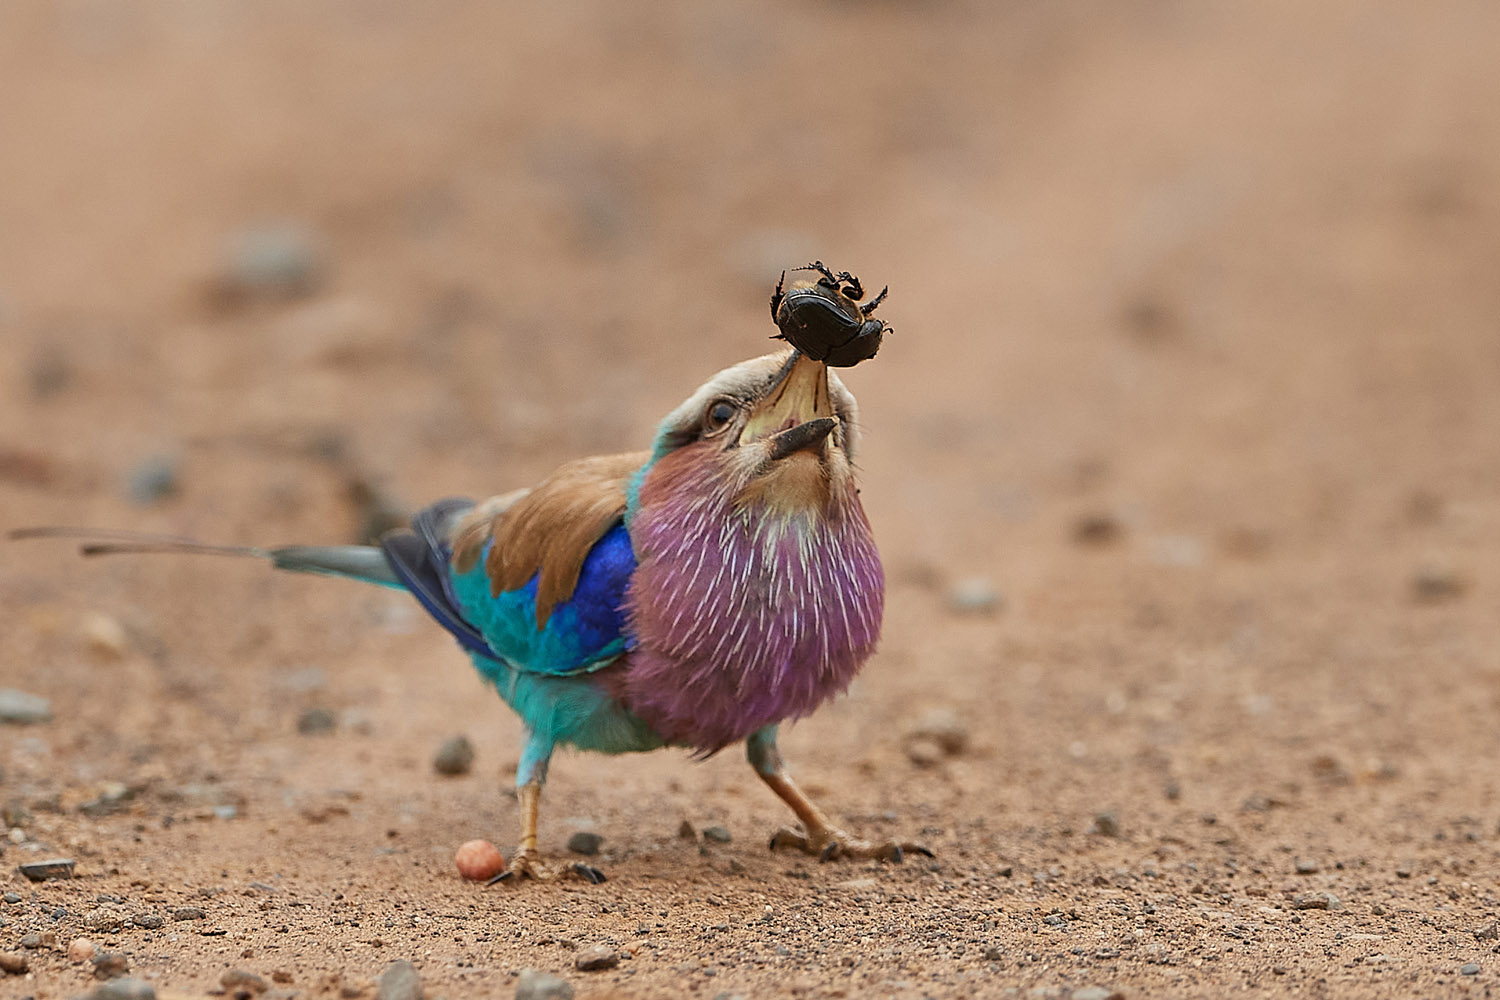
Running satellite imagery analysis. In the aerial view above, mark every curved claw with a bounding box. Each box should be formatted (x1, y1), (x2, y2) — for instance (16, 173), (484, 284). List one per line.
(571, 862), (607, 884)
(486, 850), (607, 886)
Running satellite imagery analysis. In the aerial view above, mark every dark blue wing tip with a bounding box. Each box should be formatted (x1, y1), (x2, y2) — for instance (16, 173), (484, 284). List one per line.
(382, 499), (502, 661)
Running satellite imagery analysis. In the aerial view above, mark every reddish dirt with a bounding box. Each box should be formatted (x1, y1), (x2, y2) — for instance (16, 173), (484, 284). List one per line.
(3, 2), (1500, 998)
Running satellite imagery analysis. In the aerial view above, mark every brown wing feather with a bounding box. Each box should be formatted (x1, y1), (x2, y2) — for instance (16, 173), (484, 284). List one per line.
(449, 452), (647, 628)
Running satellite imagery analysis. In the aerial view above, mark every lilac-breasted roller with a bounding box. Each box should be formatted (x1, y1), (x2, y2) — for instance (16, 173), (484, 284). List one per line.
(16, 306), (926, 882)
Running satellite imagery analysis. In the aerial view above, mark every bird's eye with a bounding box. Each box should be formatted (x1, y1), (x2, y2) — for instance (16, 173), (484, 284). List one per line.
(703, 400), (737, 433)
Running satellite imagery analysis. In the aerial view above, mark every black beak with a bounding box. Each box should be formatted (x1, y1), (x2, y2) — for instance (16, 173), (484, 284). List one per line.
(766, 416), (837, 461)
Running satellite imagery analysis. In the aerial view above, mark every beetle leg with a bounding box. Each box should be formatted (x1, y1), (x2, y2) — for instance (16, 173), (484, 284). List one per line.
(769, 270), (787, 321)
(803, 260), (839, 287)
(836, 271), (864, 300)
(860, 285), (888, 315)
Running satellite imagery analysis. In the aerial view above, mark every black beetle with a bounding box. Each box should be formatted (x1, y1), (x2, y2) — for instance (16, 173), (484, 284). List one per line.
(769, 261), (889, 368)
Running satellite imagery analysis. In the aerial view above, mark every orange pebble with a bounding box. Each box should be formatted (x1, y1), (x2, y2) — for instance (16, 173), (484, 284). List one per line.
(454, 839), (506, 881)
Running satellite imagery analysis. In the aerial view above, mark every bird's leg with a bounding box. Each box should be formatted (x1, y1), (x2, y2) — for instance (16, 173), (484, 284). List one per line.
(489, 734), (605, 885)
(747, 726), (932, 863)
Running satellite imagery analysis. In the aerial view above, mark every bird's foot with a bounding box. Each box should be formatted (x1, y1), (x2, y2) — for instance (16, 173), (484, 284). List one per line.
(768, 824), (933, 863)
(486, 848), (606, 885)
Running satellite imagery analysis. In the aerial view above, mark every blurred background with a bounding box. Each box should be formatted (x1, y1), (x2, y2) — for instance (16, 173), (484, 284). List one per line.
(2, 0), (1500, 991)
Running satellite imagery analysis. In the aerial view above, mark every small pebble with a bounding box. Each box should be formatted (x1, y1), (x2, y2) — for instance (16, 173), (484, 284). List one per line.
(1461, 963), (1481, 976)
(217, 222), (324, 304)
(574, 944), (619, 971)
(172, 905), (206, 921)
(2, 892), (20, 903)
(906, 707), (969, 756)
(19, 932), (46, 949)
(1294, 858), (1319, 875)
(92, 951), (131, 979)
(19, 857), (74, 881)
(1293, 892), (1339, 911)
(1090, 812), (1122, 838)
(567, 831), (604, 856)
(432, 735), (475, 776)
(297, 706), (337, 735)
(126, 455), (181, 506)
(905, 736), (944, 767)
(677, 819), (697, 841)
(946, 577), (1002, 616)
(0, 952), (27, 975)
(91, 979), (157, 1000)
(80, 612), (130, 659)
(1412, 566), (1467, 602)
(984, 946), (1005, 962)
(133, 913), (164, 929)
(70, 938), (97, 963)
(454, 840), (506, 881)
(515, 969), (575, 1000)
(702, 826), (732, 843)
(1073, 512), (1123, 545)
(221, 969), (269, 994)
(1475, 922), (1499, 942)
(1070, 989), (1123, 1000)
(0, 688), (53, 725)
(84, 907), (125, 932)
(272, 970), (294, 984)
(375, 959), (423, 1000)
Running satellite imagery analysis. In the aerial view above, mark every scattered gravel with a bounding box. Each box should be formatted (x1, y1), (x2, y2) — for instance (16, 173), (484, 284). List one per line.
(432, 735), (475, 775)
(567, 831), (604, 856)
(376, 959), (424, 1000)
(574, 943), (620, 971)
(515, 968), (574, 1000)
(0, 688), (52, 725)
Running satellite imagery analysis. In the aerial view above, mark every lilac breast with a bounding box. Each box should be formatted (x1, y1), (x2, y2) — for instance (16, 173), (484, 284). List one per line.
(616, 460), (884, 753)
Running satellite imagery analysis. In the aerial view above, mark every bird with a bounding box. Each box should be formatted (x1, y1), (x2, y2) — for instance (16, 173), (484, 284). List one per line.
(14, 300), (926, 883)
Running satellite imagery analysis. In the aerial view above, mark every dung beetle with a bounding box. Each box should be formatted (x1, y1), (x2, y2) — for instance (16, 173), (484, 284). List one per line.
(769, 261), (889, 367)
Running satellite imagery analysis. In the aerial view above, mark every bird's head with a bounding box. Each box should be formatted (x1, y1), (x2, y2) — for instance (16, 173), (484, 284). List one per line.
(631, 350), (862, 521)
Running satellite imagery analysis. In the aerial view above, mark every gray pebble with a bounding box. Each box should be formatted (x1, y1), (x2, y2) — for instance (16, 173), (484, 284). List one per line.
(946, 577), (1002, 616)
(1294, 857), (1319, 874)
(1292, 892), (1339, 910)
(1461, 963), (1481, 976)
(296, 707), (337, 735)
(91, 979), (157, 1000)
(219, 222), (324, 303)
(432, 735), (475, 776)
(84, 907), (125, 932)
(92, 951), (130, 979)
(515, 968), (574, 1000)
(1090, 812), (1122, 838)
(702, 826), (732, 843)
(376, 959), (423, 1000)
(171, 906), (206, 921)
(1043, 913), (1066, 926)
(574, 943), (619, 971)
(567, 831), (604, 856)
(19, 932), (46, 949)
(133, 913), (164, 929)
(0, 688), (53, 725)
(19, 858), (74, 881)
(906, 707), (969, 756)
(1, 893), (17, 903)
(127, 455), (180, 506)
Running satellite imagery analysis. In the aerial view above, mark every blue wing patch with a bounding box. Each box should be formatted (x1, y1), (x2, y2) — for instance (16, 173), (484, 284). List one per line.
(449, 523), (636, 676)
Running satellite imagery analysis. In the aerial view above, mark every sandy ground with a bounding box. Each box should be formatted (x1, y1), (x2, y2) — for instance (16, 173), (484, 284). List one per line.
(3, 1), (1500, 997)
